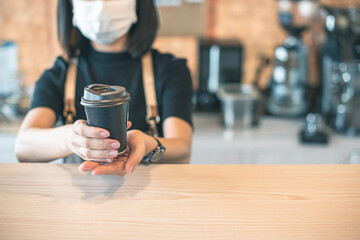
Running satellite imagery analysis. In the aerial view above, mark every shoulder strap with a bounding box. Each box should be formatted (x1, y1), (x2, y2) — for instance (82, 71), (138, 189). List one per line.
(63, 58), (77, 125)
(142, 51), (160, 137)
(64, 55), (158, 132)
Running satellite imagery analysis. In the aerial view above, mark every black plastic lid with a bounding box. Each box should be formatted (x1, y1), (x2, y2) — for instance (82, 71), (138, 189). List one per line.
(81, 84), (131, 107)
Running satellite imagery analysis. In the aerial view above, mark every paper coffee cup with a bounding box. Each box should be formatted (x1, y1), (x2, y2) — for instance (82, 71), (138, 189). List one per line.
(81, 84), (131, 155)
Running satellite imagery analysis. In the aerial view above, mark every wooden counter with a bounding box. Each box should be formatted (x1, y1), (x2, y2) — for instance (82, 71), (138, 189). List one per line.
(0, 163), (359, 240)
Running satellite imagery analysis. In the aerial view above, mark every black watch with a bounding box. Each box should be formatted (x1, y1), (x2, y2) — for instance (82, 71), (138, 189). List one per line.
(143, 136), (166, 164)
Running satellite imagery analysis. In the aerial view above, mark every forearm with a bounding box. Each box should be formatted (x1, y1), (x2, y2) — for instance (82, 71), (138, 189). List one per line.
(142, 132), (191, 164)
(159, 137), (191, 163)
(15, 125), (73, 162)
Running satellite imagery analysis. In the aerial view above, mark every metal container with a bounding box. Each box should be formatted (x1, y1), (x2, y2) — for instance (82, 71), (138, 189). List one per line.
(217, 83), (260, 128)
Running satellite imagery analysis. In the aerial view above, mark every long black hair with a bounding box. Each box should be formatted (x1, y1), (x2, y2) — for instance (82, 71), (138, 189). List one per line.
(57, 0), (158, 59)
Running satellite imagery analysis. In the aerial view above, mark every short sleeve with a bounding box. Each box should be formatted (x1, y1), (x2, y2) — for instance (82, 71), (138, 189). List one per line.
(30, 57), (67, 121)
(160, 57), (193, 128)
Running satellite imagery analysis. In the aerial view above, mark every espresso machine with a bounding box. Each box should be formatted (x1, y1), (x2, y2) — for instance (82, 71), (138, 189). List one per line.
(267, 0), (318, 117)
(321, 6), (360, 135)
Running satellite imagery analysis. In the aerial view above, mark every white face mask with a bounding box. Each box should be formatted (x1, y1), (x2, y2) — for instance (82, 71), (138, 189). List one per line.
(72, 0), (137, 45)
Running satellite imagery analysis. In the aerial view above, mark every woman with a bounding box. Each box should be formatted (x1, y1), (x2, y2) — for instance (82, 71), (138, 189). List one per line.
(15, 0), (193, 176)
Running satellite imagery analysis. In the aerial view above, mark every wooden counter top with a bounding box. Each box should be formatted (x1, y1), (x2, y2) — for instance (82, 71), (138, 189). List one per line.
(0, 163), (359, 239)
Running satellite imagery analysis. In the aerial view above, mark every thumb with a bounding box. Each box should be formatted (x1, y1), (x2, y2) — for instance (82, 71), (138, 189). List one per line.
(124, 131), (145, 174)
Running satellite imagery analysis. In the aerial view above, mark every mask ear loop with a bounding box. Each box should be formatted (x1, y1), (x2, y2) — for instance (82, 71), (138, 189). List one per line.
(157, 7), (163, 28)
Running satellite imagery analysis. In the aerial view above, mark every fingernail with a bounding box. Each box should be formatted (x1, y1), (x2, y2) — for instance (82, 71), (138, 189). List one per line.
(109, 150), (117, 157)
(110, 141), (120, 149)
(128, 165), (134, 174)
(101, 131), (110, 137)
(80, 167), (91, 172)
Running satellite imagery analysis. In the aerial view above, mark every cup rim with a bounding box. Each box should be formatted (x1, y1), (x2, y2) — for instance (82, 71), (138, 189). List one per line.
(81, 94), (131, 107)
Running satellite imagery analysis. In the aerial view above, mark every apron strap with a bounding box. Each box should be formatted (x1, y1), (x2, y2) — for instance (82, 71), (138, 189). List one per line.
(63, 58), (77, 125)
(142, 52), (160, 137)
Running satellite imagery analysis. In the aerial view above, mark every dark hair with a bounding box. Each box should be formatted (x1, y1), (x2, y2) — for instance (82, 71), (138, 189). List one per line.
(57, 0), (158, 59)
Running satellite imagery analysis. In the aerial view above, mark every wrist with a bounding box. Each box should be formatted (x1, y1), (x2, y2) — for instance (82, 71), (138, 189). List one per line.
(143, 132), (160, 156)
(142, 133), (166, 164)
(64, 124), (74, 155)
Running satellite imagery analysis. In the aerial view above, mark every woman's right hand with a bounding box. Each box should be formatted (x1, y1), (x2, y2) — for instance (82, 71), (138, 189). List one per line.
(67, 120), (123, 162)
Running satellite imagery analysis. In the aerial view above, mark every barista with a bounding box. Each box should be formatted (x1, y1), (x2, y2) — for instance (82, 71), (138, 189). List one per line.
(15, 0), (193, 176)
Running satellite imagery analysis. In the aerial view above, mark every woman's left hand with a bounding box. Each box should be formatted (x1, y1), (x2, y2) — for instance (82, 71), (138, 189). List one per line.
(78, 130), (146, 176)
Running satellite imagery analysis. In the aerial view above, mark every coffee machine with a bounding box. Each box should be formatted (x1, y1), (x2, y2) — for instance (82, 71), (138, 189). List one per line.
(321, 6), (360, 135)
(195, 39), (244, 110)
(267, 0), (318, 117)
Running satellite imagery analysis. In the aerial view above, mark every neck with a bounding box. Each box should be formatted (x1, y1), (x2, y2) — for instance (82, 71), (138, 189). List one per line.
(91, 35), (128, 53)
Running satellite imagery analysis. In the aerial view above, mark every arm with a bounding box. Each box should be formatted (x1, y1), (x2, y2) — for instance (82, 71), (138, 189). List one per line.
(143, 116), (192, 164)
(15, 107), (124, 163)
(79, 116), (192, 176)
(15, 107), (72, 162)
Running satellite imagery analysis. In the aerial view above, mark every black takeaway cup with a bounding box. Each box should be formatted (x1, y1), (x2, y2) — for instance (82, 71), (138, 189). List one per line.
(81, 84), (131, 156)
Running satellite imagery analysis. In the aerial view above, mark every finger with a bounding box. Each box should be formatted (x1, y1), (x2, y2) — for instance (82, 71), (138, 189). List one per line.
(79, 161), (101, 172)
(127, 121), (132, 129)
(73, 120), (110, 138)
(72, 135), (120, 150)
(78, 147), (118, 160)
(124, 134), (145, 174)
(91, 157), (127, 176)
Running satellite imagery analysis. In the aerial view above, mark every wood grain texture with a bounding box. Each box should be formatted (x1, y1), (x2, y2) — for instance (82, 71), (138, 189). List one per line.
(0, 163), (359, 240)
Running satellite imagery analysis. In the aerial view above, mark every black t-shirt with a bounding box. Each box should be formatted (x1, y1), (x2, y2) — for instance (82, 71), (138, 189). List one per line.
(31, 47), (193, 137)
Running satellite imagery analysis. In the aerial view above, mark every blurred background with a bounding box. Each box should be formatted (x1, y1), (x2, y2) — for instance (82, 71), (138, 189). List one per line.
(1, 0), (360, 164)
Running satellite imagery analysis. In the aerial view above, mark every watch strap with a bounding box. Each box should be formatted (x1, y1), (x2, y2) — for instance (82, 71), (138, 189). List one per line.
(142, 135), (165, 164)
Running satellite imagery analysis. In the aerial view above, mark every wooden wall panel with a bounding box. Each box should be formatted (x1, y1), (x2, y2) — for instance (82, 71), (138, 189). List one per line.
(209, 0), (287, 85)
(0, 0), (60, 85)
(204, 0), (358, 86)
(321, 0), (360, 7)
(0, 0), (358, 87)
